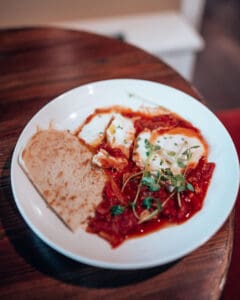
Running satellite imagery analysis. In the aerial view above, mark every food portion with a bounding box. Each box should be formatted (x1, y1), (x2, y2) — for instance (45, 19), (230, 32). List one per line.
(133, 127), (207, 175)
(106, 113), (136, 158)
(19, 129), (106, 231)
(20, 104), (215, 248)
(77, 106), (215, 247)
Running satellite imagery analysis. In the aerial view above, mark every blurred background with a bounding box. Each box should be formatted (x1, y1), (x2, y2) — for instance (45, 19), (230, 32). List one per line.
(0, 1), (239, 299)
(1, 0), (239, 110)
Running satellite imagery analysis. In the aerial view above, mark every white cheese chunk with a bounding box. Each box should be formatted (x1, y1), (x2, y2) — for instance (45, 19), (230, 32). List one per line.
(132, 129), (152, 169)
(78, 113), (113, 147)
(106, 114), (136, 158)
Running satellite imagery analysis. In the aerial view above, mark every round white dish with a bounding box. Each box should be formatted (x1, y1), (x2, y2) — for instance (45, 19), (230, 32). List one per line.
(11, 79), (240, 269)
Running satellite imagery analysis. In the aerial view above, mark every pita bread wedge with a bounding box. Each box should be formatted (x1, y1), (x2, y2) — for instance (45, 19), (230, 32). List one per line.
(19, 129), (106, 231)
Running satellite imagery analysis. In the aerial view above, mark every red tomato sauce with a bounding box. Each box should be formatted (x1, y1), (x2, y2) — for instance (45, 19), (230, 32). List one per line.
(86, 108), (215, 247)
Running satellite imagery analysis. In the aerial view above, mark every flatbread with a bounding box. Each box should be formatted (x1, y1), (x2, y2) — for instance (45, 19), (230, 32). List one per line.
(19, 129), (106, 231)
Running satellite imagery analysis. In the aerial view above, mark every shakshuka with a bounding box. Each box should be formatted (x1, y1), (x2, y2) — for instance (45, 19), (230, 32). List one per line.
(76, 105), (215, 247)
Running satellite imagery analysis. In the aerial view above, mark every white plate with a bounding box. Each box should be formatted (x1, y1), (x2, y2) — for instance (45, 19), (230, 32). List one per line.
(11, 79), (239, 269)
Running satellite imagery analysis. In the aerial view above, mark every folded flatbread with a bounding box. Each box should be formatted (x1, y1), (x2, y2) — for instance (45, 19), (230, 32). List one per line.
(19, 129), (106, 231)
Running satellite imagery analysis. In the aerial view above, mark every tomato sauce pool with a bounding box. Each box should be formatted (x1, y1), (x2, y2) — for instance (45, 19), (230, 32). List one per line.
(86, 107), (215, 248)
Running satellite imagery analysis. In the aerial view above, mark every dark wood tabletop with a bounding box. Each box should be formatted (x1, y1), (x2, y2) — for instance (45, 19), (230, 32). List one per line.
(0, 27), (234, 300)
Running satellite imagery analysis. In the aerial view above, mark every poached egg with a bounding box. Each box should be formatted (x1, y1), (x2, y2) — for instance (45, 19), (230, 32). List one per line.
(133, 127), (207, 174)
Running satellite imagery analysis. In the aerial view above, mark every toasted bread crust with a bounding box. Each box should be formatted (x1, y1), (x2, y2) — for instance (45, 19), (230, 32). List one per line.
(20, 129), (106, 231)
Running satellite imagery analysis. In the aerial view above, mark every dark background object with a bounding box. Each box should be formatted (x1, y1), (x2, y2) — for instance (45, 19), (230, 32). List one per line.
(194, 0), (240, 111)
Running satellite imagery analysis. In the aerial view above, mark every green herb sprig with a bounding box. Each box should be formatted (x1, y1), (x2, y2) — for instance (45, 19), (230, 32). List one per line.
(110, 205), (125, 216)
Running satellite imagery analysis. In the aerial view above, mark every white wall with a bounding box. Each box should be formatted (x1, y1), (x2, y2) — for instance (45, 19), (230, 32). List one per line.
(0, 0), (180, 28)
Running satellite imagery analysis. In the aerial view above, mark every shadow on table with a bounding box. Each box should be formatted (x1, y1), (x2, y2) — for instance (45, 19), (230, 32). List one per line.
(0, 154), (177, 288)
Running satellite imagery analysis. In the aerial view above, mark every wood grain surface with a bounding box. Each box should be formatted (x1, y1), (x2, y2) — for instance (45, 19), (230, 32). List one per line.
(0, 27), (234, 300)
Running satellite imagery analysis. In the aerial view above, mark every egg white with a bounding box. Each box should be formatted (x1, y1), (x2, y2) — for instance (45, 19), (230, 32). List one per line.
(106, 114), (136, 158)
(78, 112), (113, 147)
(133, 128), (206, 174)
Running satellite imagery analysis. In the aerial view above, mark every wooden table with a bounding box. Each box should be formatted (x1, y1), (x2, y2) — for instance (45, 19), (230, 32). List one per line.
(0, 27), (234, 300)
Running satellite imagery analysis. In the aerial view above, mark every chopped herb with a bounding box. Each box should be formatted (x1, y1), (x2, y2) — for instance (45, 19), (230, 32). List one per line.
(166, 174), (187, 193)
(160, 175), (168, 181)
(177, 159), (186, 168)
(152, 155), (157, 161)
(141, 174), (160, 191)
(142, 197), (153, 210)
(141, 174), (153, 186)
(163, 168), (173, 176)
(153, 145), (161, 151)
(186, 182), (195, 192)
(177, 185), (185, 192)
(110, 205), (125, 216)
(149, 182), (161, 192)
(167, 151), (176, 156)
(144, 138), (150, 146)
(117, 125), (123, 129)
(173, 174), (185, 186)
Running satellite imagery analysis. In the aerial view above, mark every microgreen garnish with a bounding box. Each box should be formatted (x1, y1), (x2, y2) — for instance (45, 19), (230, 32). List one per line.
(144, 139), (161, 156)
(138, 209), (158, 224)
(120, 136), (199, 222)
(139, 198), (162, 224)
(110, 205), (125, 216)
(141, 173), (160, 191)
(142, 197), (153, 210)
(177, 159), (186, 168)
(186, 182), (195, 192)
(121, 171), (143, 192)
(171, 174), (185, 191)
